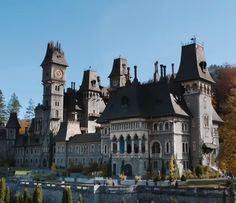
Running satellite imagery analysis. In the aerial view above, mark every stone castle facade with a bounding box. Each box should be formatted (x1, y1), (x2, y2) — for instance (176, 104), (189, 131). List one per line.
(0, 40), (222, 177)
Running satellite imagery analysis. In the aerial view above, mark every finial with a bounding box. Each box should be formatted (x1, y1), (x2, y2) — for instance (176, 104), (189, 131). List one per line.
(171, 63), (174, 75)
(133, 65), (139, 84)
(154, 61), (158, 73)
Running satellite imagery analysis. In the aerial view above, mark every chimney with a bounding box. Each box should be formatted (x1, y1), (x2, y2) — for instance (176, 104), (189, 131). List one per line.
(154, 61), (159, 82)
(133, 65), (139, 84)
(97, 76), (101, 86)
(160, 64), (163, 79)
(163, 65), (166, 78)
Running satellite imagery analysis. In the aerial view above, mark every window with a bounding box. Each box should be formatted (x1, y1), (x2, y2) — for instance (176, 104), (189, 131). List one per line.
(182, 142), (189, 153)
(165, 122), (169, 131)
(134, 135), (139, 153)
(126, 135), (132, 154)
(104, 144), (107, 154)
(154, 161), (158, 169)
(141, 135), (146, 153)
(159, 122), (163, 131)
(119, 136), (125, 154)
(203, 114), (209, 128)
(121, 96), (129, 107)
(153, 123), (158, 131)
(165, 142), (170, 154)
(152, 141), (161, 154)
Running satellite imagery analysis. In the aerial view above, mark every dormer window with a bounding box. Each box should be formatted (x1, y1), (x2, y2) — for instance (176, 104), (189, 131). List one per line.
(91, 80), (96, 87)
(199, 61), (207, 73)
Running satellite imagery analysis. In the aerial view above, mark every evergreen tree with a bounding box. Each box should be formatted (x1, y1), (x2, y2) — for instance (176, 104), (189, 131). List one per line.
(23, 188), (31, 203)
(77, 193), (83, 203)
(0, 90), (7, 125)
(161, 160), (166, 180)
(24, 98), (35, 120)
(0, 177), (6, 203)
(7, 93), (22, 116)
(33, 185), (43, 203)
(62, 187), (72, 203)
(4, 187), (10, 203)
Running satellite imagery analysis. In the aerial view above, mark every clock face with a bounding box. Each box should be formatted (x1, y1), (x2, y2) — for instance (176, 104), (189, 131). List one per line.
(54, 69), (63, 79)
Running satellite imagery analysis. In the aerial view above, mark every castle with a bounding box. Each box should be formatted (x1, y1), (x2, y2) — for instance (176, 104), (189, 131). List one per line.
(0, 40), (222, 176)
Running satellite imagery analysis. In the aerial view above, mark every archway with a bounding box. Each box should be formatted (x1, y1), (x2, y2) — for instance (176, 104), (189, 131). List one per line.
(124, 164), (132, 177)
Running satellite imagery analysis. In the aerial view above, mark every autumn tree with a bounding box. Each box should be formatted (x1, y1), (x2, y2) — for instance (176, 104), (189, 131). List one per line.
(77, 193), (83, 203)
(5, 187), (10, 203)
(0, 90), (7, 125)
(7, 93), (22, 116)
(33, 185), (43, 203)
(218, 89), (236, 175)
(24, 98), (35, 120)
(0, 177), (6, 203)
(23, 188), (32, 203)
(62, 187), (72, 203)
(169, 156), (175, 183)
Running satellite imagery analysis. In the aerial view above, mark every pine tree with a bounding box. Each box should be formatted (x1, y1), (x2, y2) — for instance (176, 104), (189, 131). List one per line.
(23, 188), (31, 203)
(24, 98), (35, 120)
(4, 187), (10, 203)
(33, 185), (43, 203)
(0, 177), (6, 203)
(7, 93), (22, 116)
(62, 187), (72, 203)
(0, 90), (7, 125)
(77, 193), (83, 203)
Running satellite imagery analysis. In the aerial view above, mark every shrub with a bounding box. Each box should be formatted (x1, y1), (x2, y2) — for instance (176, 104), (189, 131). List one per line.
(0, 177), (6, 202)
(180, 174), (186, 181)
(195, 165), (204, 178)
(77, 193), (83, 203)
(62, 187), (72, 203)
(33, 185), (43, 203)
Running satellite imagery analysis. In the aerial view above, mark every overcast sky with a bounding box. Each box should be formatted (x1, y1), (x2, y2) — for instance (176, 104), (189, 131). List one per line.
(1, 1), (236, 118)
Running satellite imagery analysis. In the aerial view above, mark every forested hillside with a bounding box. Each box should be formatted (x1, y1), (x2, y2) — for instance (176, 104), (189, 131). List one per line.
(210, 65), (236, 175)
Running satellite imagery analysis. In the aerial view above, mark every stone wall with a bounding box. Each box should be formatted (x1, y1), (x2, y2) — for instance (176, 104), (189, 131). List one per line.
(7, 182), (235, 203)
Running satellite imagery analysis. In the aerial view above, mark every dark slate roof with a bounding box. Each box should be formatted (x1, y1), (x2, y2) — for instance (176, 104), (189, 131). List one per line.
(109, 58), (128, 78)
(98, 82), (189, 123)
(212, 107), (223, 123)
(175, 43), (214, 83)
(56, 122), (68, 142)
(0, 128), (6, 139)
(55, 121), (81, 142)
(41, 41), (68, 67)
(79, 70), (101, 92)
(28, 118), (35, 133)
(68, 133), (101, 143)
(6, 113), (21, 128)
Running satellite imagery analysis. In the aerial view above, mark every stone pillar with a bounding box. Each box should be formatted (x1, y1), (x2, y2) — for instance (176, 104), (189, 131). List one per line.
(145, 140), (148, 154)
(117, 140), (120, 153)
(131, 139), (134, 154)
(111, 142), (113, 153)
(139, 139), (142, 153)
(124, 140), (127, 153)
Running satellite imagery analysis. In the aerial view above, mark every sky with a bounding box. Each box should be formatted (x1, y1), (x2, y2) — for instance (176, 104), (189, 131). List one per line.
(1, 1), (236, 118)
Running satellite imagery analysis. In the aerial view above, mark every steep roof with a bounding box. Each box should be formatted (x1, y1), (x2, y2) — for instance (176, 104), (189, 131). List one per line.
(79, 70), (101, 92)
(109, 58), (128, 78)
(41, 41), (68, 67)
(6, 112), (21, 129)
(56, 121), (81, 142)
(175, 43), (214, 83)
(98, 82), (189, 123)
(68, 133), (101, 143)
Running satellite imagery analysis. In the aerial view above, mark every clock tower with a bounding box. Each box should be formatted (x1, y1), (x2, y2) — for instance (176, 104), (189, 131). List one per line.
(41, 41), (68, 134)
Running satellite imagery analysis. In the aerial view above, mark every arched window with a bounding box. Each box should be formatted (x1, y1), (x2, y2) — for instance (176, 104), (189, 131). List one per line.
(141, 135), (146, 153)
(127, 135), (132, 154)
(119, 136), (125, 154)
(152, 141), (161, 154)
(153, 123), (158, 131)
(134, 134), (139, 153)
(165, 122), (169, 131)
(159, 122), (163, 131)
